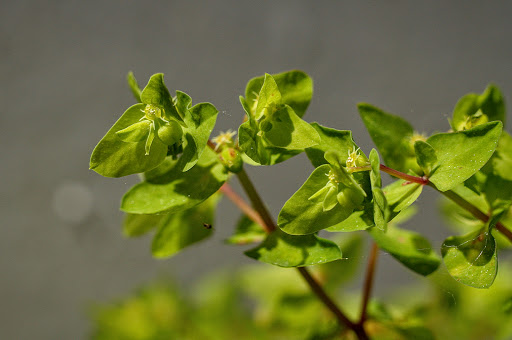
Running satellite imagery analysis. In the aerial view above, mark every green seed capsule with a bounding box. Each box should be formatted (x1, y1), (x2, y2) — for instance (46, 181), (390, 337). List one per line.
(336, 186), (364, 210)
(157, 120), (183, 146)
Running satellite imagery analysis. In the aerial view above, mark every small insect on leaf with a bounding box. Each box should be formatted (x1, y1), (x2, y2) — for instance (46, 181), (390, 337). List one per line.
(203, 223), (212, 229)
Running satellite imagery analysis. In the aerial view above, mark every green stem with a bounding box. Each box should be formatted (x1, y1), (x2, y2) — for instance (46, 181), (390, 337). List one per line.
(236, 169), (276, 232)
(359, 242), (379, 325)
(234, 168), (368, 339)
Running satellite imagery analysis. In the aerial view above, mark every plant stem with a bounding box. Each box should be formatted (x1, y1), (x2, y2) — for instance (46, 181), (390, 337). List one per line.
(218, 183), (271, 233)
(230, 168), (369, 339)
(236, 168), (276, 232)
(436, 187), (512, 243)
(359, 242), (379, 324)
(379, 164), (429, 185)
(298, 267), (366, 339)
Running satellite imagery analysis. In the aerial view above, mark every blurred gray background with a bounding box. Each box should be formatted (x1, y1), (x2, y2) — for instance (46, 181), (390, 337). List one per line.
(2, 1), (512, 339)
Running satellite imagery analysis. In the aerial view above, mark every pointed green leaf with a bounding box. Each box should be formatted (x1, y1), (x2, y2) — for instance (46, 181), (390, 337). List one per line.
(238, 120), (264, 164)
(479, 84), (506, 126)
(90, 104), (167, 177)
(121, 147), (228, 214)
(151, 194), (219, 258)
(452, 84), (505, 131)
(369, 225), (440, 276)
(127, 71), (142, 103)
(414, 140), (437, 176)
(254, 73), (282, 120)
(358, 103), (415, 173)
(305, 123), (360, 168)
(140, 73), (184, 123)
(178, 100), (219, 171)
(442, 229), (497, 288)
(239, 96), (251, 116)
(262, 105), (320, 149)
(426, 121), (502, 191)
(370, 149), (387, 230)
(245, 70), (313, 118)
(278, 165), (360, 234)
(383, 179), (423, 221)
(451, 93), (479, 131)
(123, 213), (162, 237)
(225, 215), (266, 245)
(245, 228), (342, 267)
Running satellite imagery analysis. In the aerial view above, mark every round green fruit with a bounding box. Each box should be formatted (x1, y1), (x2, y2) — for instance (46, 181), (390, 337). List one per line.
(157, 121), (183, 146)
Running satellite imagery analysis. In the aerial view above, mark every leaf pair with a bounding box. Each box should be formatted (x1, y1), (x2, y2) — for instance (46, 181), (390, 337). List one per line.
(359, 103), (503, 192)
(238, 71), (320, 165)
(90, 73), (219, 177)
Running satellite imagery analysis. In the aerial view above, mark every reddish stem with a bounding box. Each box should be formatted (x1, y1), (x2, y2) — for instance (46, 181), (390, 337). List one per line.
(359, 242), (379, 324)
(379, 164), (429, 185)
(219, 183), (272, 233)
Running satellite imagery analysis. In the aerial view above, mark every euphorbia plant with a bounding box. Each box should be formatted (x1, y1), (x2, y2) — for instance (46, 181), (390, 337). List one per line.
(90, 70), (512, 339)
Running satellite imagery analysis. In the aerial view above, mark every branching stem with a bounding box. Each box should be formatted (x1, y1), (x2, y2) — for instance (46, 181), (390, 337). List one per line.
(219, 167), (369, 339)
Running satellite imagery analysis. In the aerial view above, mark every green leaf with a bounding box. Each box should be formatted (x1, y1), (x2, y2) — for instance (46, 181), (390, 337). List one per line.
(238, 72), (314, 166)
(90, 104), (168, 177)
(140, 73), (184, 124)
(262, 105), (320, 149)
(238, 116), (304, 166)
(151, 194), (219, 258)
(244, 228), (342, 267)
(326, 206), (374, 232)
(122, 213), (162, 237)
(127, 71), (142, 102)
(278, 164), (362, 234)
(383, 179), (423, 222)
(370, 149), (387, 230)
(254, 73), (282, 120)
(178, 99), (219, 171)
(451, 84), (505, 131)
(358, 103), (416, 173)
(451, 93), (480, 131)
(442, 229), (497, 288)
(245, 70), (313, 118)
(121, 147), (228, 214)
(489, 131), (512, 181)
(414, 140), (437, 176)
(479, 84), (506, 126)
(305, 123), (360, 168)
(225, 215), (266, 245)
(425, 121), (502, 191)
(369, 224), (440, 276)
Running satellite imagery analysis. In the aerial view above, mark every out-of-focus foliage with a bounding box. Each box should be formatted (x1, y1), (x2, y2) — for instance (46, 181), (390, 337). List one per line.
(90, 260), (512, 340)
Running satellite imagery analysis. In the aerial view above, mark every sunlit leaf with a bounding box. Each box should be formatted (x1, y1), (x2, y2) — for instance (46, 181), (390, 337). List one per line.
(245, 228), (342, 267)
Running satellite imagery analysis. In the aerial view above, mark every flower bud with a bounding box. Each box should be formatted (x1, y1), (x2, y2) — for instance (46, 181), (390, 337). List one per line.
(219, 147), (243, 173)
